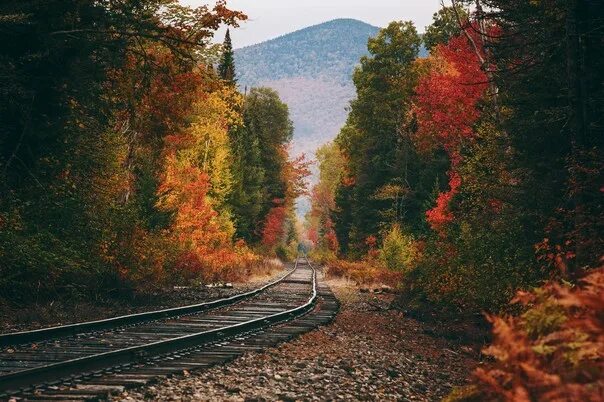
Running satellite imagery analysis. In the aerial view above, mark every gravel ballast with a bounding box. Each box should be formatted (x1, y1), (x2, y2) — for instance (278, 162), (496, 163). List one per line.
(114, 279), (479, 401)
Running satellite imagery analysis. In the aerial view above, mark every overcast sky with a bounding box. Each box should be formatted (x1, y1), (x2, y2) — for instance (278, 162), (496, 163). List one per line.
(181, 0), (443, 48)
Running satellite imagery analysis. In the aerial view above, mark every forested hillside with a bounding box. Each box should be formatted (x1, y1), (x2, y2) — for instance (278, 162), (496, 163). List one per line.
(234, 19), (381, 160)
(0, 0), (308, 303)
(236, 18), (380, 85)
(308, 2), (603, 400)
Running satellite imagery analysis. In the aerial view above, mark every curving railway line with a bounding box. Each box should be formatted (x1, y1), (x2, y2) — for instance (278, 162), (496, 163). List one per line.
(0, 257), (338, 401)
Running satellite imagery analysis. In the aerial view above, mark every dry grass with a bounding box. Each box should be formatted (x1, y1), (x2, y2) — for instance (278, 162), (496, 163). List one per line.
(325, 259), (404, 288)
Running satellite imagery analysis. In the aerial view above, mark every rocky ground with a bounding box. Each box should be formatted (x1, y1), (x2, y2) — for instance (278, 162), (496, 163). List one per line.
(114, 279), (481, 401)
(0, 263), (285, 334)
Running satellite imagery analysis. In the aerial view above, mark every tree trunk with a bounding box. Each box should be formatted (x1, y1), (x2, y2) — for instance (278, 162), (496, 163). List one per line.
(565, 0), (589, 275)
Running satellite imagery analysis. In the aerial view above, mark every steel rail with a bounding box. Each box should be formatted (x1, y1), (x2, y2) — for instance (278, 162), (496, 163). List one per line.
(0, 264), (296, 348)
(0, 258), (317, 394)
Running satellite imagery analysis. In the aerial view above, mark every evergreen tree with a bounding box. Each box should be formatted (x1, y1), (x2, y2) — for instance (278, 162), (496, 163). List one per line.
(480, 0), (604, 272)
(333, 21), (446, 255)
(218, 29), (236, 84)
(229, 124), (266, 242)
(229, 88), (293, 242)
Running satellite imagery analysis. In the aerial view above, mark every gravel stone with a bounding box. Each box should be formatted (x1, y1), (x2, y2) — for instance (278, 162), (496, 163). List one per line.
(112, 279), (478, 401)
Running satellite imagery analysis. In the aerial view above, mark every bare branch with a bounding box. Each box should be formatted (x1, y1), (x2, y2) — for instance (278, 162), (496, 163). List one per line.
(450, 0), (486, 67)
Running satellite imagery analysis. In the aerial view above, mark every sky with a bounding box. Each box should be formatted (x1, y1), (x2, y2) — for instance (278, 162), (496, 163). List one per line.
(181, 0), (443, 48)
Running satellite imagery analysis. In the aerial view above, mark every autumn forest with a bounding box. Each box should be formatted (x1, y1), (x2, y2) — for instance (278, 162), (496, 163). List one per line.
(0, 0), (603, 401)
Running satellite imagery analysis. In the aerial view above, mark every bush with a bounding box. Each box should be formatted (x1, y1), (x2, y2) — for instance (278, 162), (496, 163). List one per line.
(379, 224), (419, 272)
(406, 211), (541, 312)
(450, 265), (604, 401)
(274, 240), (298, 262)
(325, 259), (403, 287)
(309, 247), (337, 265)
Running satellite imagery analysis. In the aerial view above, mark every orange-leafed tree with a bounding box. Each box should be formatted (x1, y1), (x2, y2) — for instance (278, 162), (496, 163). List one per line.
(157, 81), (251, 280)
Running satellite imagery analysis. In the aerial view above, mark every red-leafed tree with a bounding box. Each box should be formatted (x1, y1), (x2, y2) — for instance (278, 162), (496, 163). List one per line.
(261, 199), (288, 248)
(261, 151), (311, 251)
(425, 170), (461, 234)
(413, 27), (488, 233)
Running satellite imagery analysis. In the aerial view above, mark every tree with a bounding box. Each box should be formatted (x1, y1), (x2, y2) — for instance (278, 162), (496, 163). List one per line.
(261, 200), (288, 248)
(218, 29), (236, 84)
(423, 5), (468, 51)
(333, 21), (446, 254)
(0, 0), (248, 298)
(478, 0), (604, 275)
(307, 142), (345, 256)
(413, 28), (488, 233)
(262, 153), (310, 253)
(229, 87), (294, 243)
(156, 84), (245, 278)
(379, 224), (418, 272)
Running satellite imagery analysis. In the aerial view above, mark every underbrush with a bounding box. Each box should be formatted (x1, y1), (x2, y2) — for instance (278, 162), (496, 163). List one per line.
(274, 240), (299, 263)
(0, 226), (127, 304)
(325, 259), (404, 288)
(448, 264), (604, 402)
(308, 247), (337, 265)
(0, 220), (282, 308)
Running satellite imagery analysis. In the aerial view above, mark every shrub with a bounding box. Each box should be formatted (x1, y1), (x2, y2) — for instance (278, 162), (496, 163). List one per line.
(325, 259), (403, 287)
(379, 224), (419, 272)
(450, 265), (604, 401)
(309, 247), (337, 265)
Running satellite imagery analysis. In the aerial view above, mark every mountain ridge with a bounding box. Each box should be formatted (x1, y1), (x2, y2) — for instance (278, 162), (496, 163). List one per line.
(235, 18), (377, 51)
(234, 18), (380, 161)
(235, 18), (379, 88)
(233, 18), (426, 214)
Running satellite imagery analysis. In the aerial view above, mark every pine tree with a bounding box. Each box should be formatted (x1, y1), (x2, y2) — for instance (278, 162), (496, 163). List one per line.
(218, 29), (236, 84)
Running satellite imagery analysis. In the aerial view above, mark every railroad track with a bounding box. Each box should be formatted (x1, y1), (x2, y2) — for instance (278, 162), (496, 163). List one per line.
(0, 257), (339, 401)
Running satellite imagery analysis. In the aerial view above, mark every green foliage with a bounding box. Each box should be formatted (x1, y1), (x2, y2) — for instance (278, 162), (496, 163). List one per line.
(234, 19), (428, 167)
(229, 87), (293, 243)
(486, 0), (604, 271)
(333, 20), (447, 255)
(315, 142), (346, 194)
(379, 225), (418, 273)
(218, 29), (236, 84)
(330, 0), (603, 313)
(431, 122), (541, 309)
(0, 0), (256, 303)
(229, 125), (265, 243)
(443, 385), (481, 402)
(423, 6), (467, 51)
(275, 239), (299, 263)
(522, 291), (567, 339)
(308, 247), (337, 265)
(306, 141), (345, 259)
(408, 124), (541, 310)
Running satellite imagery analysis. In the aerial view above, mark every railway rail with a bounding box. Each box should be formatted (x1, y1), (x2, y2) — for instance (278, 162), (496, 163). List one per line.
(0, 257), (339, 401)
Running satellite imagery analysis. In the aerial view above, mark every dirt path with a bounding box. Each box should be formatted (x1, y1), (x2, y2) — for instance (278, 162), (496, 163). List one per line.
(115, 280), (479, 401)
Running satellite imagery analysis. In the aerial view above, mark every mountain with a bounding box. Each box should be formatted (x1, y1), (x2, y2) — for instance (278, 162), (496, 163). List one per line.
(236, 18), (380, 86)
(234, 19), (380, 159)
(234, 19), (427, 215)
